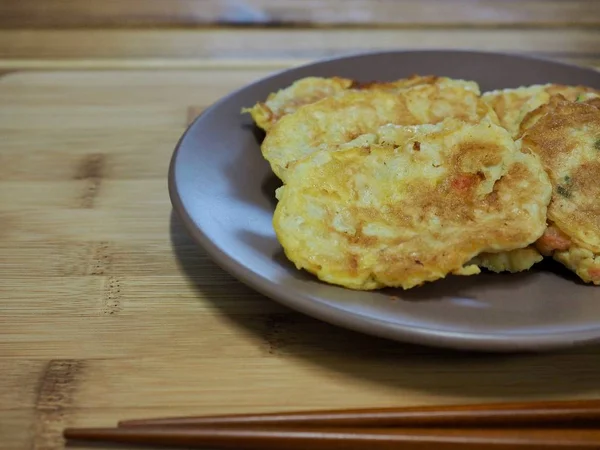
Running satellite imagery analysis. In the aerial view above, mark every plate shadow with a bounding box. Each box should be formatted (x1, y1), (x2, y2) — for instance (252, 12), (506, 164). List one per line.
(170, 210), (600, 401)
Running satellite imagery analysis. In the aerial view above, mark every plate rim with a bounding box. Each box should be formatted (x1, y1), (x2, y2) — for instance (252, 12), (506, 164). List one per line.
(169, 49), (600, 352)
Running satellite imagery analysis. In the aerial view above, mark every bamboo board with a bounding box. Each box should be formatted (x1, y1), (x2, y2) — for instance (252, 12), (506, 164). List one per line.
(2, 67), (600, 450)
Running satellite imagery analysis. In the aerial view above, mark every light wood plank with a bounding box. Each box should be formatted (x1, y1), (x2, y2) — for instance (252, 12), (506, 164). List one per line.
(0, 134), (184, 181)
(0, 410), (34, 450)
(62, 350), (600, 408)
(2, 209), (169, 242)
(0, 56), (598, 73)
(0, 241), (98, 277)
(0, 237), (239, 279)
(0, 29), (598, 61)
(0, 58), (306, 71)
(1, 276), (106, 316)
(0, 312), (280, 360)
(0, 237), (224, 278)
(0, 0), (598, 28)
(4, 349), (600, 413)
(1, 360), (47, 409)
(0, 105), (185, 130)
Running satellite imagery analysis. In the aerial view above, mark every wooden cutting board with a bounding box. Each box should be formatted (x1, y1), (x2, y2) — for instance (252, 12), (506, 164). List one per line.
(2, 70), (600, 450)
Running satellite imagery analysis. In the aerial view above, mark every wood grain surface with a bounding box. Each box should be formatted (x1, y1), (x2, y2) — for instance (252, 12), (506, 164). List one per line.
(1, 0), (599, 28)
(1, 2), (600, 449)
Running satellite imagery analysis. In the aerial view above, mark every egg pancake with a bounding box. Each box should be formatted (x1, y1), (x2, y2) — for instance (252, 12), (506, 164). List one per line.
(520, 95), (600, 284)
(483, 84), (600, 137)
(273, 118), (551, 290)
(243, 77), (354, 131)
(582, 95), (600, 110)
(243, 75), (458, 132)
(262, 79), (494, 182)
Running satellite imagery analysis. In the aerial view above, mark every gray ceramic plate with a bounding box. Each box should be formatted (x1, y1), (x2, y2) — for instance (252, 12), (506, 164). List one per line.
(169, 50), (600, 352)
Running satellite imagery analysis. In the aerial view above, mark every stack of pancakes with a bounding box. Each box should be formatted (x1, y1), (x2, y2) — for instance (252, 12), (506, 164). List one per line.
(243, 76), (600, 290)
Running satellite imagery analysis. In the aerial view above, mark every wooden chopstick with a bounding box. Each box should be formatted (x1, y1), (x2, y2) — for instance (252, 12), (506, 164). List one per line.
(118, 399), (600, 429)
(63, 426), (600, 449)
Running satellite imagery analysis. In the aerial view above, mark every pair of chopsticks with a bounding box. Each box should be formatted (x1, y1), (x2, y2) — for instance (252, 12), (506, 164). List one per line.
(64, 399), (600, 449)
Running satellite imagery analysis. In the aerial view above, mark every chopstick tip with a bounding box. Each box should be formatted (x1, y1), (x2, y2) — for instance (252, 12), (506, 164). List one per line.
(63, 428), (78, 439)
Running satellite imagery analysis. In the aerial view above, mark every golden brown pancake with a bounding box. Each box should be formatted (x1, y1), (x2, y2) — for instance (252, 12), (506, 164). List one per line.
(273, 117), (551, 290)
(520, 95), (600, 284)
(483, 83), (600, 137)
(243, 75), (449, 131)
(243, 77), (354, 131)
(262, 78), (494, 182)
